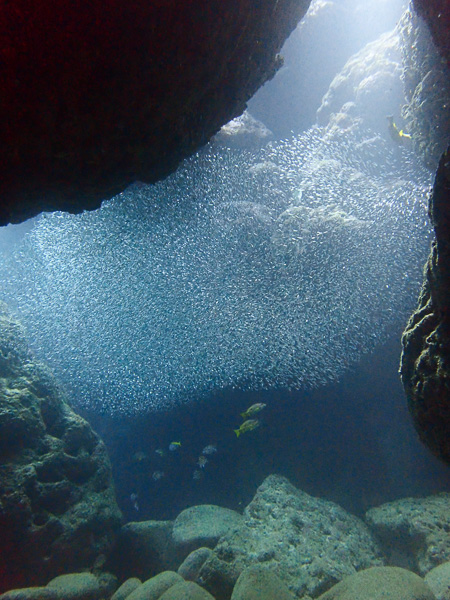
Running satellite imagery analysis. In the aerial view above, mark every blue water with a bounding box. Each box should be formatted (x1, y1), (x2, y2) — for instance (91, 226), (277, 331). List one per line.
(1, 0), (449, 527)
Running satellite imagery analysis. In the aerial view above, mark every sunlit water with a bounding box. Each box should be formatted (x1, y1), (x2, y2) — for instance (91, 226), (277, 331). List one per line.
(0, 124), (432, 414)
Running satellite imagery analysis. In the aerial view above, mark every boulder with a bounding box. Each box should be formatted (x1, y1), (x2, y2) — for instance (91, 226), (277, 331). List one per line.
(172, 505), (243, 562)
(0, 0), (309, 225)
(126, 572), (183, 600)
(110, 520), (176, 581)
(365, 494), (450, 575)
(159, 582), (215, 600)
(316, 566), (436, 600)
(197, 475), (384, 600)
(0, 303), (122, 593)
(400, 147), (450, 466)
(230, 565), (296, 600)
(0, 589), (57, 600)
(424, 562), (450, 600)
(178, 548), (215, 582)
(111, 579), (142, 600)
(46, 573), (116, 600)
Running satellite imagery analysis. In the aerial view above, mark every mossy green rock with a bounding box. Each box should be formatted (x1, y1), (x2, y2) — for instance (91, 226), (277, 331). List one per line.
(424, 562), (450, 600)
(231, 565), (296, 600)
(172, 505), (243, 562)
(126, 572), (183, 600)
(0, 588), (57, 600)
(111, 520), (176, 581)
(47, 573), (104, 600)
(111, 578), (142, 600)
(159, 582), (215, 600)
(316, 566), (436, 600)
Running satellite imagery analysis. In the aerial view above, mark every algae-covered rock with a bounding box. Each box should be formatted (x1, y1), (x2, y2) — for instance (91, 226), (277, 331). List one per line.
(231, 565), (296, 600)
(178, 548), (215, 582)
(197, 475), (384, 600)
(126, 572), (183, 600)
(424, 562), (450, 600)
(111, 520), (176, 581)
(172, 505), (243, 562)
(400, 147), (450, 465)
(365, 494), (450, 575)
(159, 582), (215, 600)
(110, 579), (142, 600)
(316, 566), (436, 600)
(0, 303), (122, 593)
(0, 589), (57, 600)
(46, 573), (107, 600)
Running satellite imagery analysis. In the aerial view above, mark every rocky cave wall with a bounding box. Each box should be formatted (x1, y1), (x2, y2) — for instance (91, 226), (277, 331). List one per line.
(0, 303), (122, 592)
(400, 147), (450, 466)
(0, 0), (309, 225)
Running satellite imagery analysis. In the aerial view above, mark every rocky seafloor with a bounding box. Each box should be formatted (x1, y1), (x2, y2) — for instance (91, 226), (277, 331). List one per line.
(1, 474), (449, 600)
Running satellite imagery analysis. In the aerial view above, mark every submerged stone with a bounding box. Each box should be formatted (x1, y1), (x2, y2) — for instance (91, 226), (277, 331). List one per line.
(231, 565), (296, 600)
(172, 505), (243, 562)
(365, 494), (450, 575)
(197, 475), (384, 599)
(316, 566), (436, 600)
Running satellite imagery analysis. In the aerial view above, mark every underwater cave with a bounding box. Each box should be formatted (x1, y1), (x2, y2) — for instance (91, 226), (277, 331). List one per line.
(0, 0), (449, 597)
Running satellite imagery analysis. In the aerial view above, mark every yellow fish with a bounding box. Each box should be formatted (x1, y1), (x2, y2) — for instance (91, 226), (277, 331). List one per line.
(234, 419), (260, 438)
(241, 402), (266, 419)
(387, 115), (412, 145)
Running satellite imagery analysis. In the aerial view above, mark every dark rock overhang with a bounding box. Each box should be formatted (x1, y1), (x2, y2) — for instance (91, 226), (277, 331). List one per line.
(412, 0), (450, 66)
(0, 0), (309, 226)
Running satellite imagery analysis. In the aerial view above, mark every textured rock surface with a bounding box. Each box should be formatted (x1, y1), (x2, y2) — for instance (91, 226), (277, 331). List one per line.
(425, 562), (450, 600)
(230, 565), (296, 600)
(0, 0), (309, 226)
(126, 572), (184, 600)
(172, 505), (243, 562)
(213, 111), (273, 149)
(400, 147), (450, 465)
(110, 520), (177, 582)
(365, 494), (450, 575)
(0, 303), (122, 592)
(197, 475), (384, 600)
(159, 581), (216, 600)
(110, 579), (142, 600)
(412, 0), (450, 65)
(0, 590), (58, 600)
(178, 548), (215, 582)
(316, 566), (436, 600)
(399, 8), (450, 168)
(46, 573), (117, 600)
(316, 28), (404, 137)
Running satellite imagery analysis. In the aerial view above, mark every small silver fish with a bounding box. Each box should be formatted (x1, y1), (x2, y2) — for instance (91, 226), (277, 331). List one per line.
(197, 455), (208, 469)
(130, 493), (139, 511)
